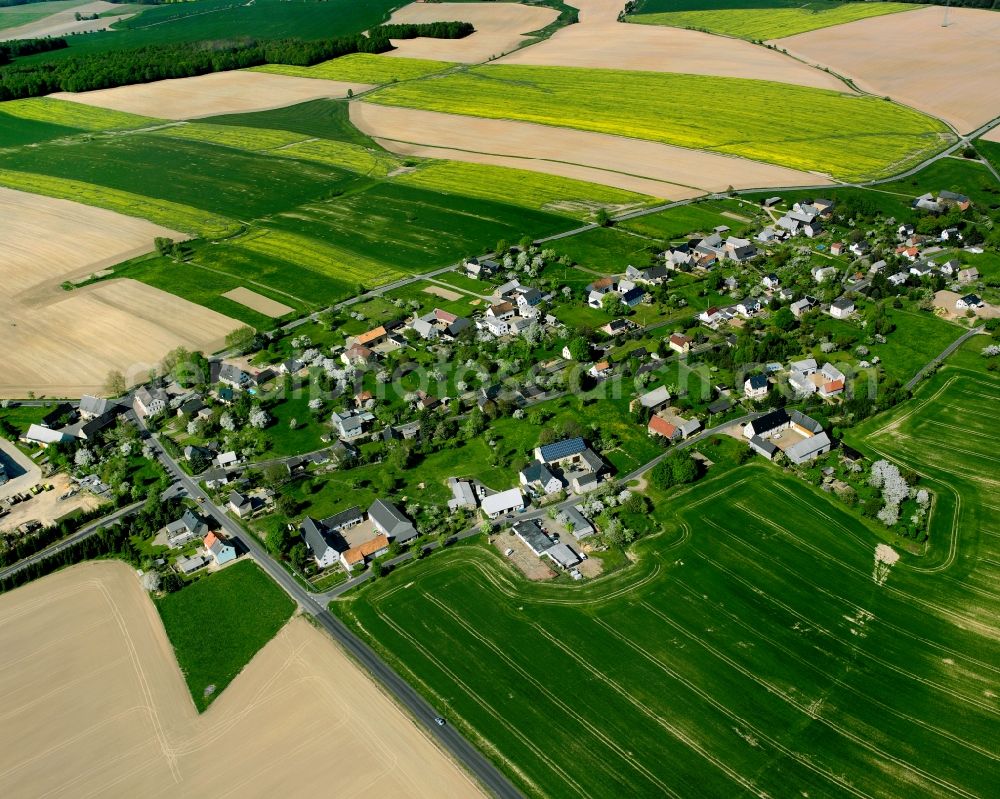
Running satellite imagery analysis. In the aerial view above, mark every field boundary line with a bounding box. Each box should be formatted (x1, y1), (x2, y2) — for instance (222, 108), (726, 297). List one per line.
(423, 595), (683, 798)
(639, 602), (983, 799)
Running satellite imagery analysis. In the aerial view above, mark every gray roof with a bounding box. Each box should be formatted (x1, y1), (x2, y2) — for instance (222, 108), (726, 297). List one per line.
(563, 506), (593, 538)
(367, 499), (417, 542)
(747, 374), (768, 390)
(749, 435), (778, 458)
(513, 519), (550, 556)
(785, 431), (832, 465)
(831, 297), (854, 310)
(301, 517), (333, 556)
(79, 395), (111, 416)
(322, 505), (364, 531)
(638, 385), (671, 408)
(546, 543), (580, 568)
(790, 410), (824, 435)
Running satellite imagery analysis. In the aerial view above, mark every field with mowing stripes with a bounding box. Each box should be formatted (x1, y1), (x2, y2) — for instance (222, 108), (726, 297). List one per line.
(629, 0), (915, 41)
(366, 65), (952, 181)
(0, 97), (158, 148)
(335, 445), (999, 798)
(252, 53), (454, 84)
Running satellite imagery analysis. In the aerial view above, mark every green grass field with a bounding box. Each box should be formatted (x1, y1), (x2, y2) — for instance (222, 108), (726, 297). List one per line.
(155, 559), (295, 711)
(393, 160), (656, 220)
(251, 52), (454, 84)
(0, 0), (97, 32)
(549, 225), (658, 271)
(14, 0), (401, 62)
(978, 139), (1000, 178)
(204, 99), (376, 147)
(0, 98), (158, 148)
(618, 200), (752, 240)
(365, 65), (951, 181)
(333, 455), (999, 798)
(629, 0), (916, 41)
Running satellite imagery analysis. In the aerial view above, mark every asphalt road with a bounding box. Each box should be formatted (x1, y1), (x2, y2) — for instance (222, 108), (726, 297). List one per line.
(136, 420), (524, 799)
(0, 499), (143, 582)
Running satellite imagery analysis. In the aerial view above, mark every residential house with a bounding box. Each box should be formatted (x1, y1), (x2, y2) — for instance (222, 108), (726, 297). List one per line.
(133, 386), (167, 419)
(588, 360), (612, 379)
(626, 264), (669, 285)
(464, 257), (499, 279)
(830, 297), (855, 319)
(668, 333), (693, 354)
(756, 226), (778, 243)
(830, 242), (845, 256)
(217, 363), (249, 390)
(812, 265), (837, 283)
(164, 509), (209, 548)
(279, 358), (304, 375)
(227, 491), (253, 519)
(332, 410), (374, 439)
(957, 267), (980, 284)
(368, 499), (418, 543)
(620, 286), (645, 307)
(301, 516), (340, 569)
(790, 358), (817, 375)
(939, 259), (960, 277)
(909, 261), (935, 278)
(762, 273), (781, 291)
(736, 297), (761, 318)
(216, 451), (239, 469)
(956, 294), (983, 311)
(648, 415), (680, 441)
(341, 343), (375, 367)
(78, 395), (115, 420)
(204, 532), (237, 566)
(678, 418), (701, 439)
(481, 488), (525, 519)
(631, 385), (671, 413)
(790, 297), (817, 318)
(744, 374), (769, 400)
(587, 277), (615, 308)
(602, 318), (632, 336)
(520, 461), (563, 495)
(849, 241), (870, 258)
(723, 236), (756, 262)
(176, 554), (209, 575)
(940, 227), (962, 242)
(535, 437), (587, 465)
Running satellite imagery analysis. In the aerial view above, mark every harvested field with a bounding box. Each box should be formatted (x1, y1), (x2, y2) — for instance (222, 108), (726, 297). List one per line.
(0, 187), (238, 397)
(424, 285), (463, 302)
(351, 103), (831, 197)
(499, 20), (844, 91)
(383, 2), (558, 62)
(51, 71), (375, 120)
(0, 186), (180, 296)
(221, 286), (294, 318)
(0, 0), (131, 40)
(0, 562), (482, 798)
(772, 6), (1000, 134)
(2, 279), (240, 398)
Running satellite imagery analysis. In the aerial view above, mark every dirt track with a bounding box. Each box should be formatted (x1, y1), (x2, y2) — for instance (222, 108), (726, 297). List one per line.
(0, 562), (483, 797)
(384, 2), (558, 62)
(51, 72), (374, 120)
(352, 102), (831, 198)
(772, 6), (1000, 133)
(0, 187), (239, 398)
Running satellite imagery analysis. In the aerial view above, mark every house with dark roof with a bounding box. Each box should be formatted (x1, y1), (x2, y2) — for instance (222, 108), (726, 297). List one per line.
(520, 461), (563, 495)
(956, 294), (983, 311)
(164, 509), (209, 548)
(744, 374), (769, 400)
(513, 519), (552, 557)
(227, 491), (253, 518)
(535, 437), (587, 465)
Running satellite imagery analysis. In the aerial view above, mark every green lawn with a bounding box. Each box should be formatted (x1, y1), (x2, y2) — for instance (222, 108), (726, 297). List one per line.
(870, 307), (964, 384)
(628, 0), (916, 41)
(549, 226), (658, 272)
(618, 200), (751, 240)
(332, 461), (999, 799)
(364, 65), (952, 181)
(155, 560), (295, 711)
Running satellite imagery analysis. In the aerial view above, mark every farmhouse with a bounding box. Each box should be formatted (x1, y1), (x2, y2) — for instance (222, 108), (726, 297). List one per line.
(520, 461), (563, 495)
(625, 264), (669, 285)
(352, 326), (388, 348)
(743, 409), (830, 465)
(531, 437), (605, 493)
(481, 488), (525, 519)
(216, 363), (250, 390)
(648, 415), (680, 441)
(133, 386), (168, 419)
(630, 385), (671, 413)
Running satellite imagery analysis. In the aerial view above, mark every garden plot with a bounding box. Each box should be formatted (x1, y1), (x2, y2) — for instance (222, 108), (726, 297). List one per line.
(51, 71), (375, 120)
(0, 562), (482, 798)
(382, 2), (558, 62)
(773, 6), (1000, 134)
(351, 103), (830, 197)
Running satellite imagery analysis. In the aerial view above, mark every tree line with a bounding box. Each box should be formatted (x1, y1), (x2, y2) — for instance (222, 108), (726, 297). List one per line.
(378, 21), (475, 40)
(0, 32), (392, 100)
(0, 37), (67, 67)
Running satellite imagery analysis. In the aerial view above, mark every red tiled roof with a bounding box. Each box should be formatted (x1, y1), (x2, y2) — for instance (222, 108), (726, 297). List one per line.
(648, 416), (678, 438)
(341, 534), (389, 566)
(355, 326), (387, 346)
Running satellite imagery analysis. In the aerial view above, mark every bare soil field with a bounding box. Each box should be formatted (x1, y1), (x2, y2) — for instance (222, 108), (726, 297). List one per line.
(982, 126), (1000, 144)
(499, 19), (844, 91)
(423, 285), (464, 301)
(772, 6), (1000, 133)
(383, 2), (558, 62)
(221, 287), (294, 318)
(1, 187), (238, 398)
(351, 102), (831, 198)
(0, 472), (101, 530)
(51, 72), (374, 120)
(0, 562), (482, 798)
(933, 290), (999, 321)
(0, 1), (131, 41)
(2, 279), (240, 398)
